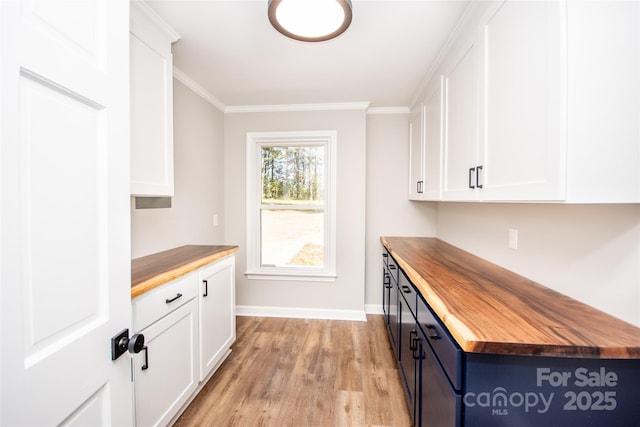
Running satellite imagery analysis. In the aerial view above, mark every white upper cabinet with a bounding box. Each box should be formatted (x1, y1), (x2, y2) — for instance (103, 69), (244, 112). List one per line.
(408, 105), (425, 200)
(442, 40), (480, 201)
(422, 78), (444, 201)
(130, 1), (180, 196)
(479, 0), (566, 201)
(409, 79), (444, 201)
(416, 0), (639, 203)
(565, 0), (640, 203)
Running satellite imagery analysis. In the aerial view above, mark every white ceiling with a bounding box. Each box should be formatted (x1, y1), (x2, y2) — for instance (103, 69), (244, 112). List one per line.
(146, 0), (470, 110)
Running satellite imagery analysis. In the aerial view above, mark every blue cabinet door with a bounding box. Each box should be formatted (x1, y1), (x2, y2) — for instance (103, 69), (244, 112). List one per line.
(399, 290), (418, 423)
(417, 330), (462, 427)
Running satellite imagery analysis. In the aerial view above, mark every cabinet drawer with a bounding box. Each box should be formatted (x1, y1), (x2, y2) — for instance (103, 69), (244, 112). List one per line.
(398, 270), (417, 318)
(417, 294), (463, 391)
(417, 327), (462, 427)
(133, 272), (198, 331)
(383, 250), (399, 283)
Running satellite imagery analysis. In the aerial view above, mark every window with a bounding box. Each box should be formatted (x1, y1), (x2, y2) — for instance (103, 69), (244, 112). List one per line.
(246, 131), (337, 280)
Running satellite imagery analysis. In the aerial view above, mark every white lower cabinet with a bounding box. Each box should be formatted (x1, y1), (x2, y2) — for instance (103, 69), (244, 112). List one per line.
(131, 255), (236, 426)
(133, 298), (198, 427)
(198, 256), (236, 381)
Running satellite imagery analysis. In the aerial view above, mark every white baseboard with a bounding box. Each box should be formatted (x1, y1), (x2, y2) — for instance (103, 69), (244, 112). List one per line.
(365, 304), (384, 315)
(236, 305), (367, 322)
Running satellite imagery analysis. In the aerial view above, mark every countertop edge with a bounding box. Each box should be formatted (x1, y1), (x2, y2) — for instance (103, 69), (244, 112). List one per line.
(381, 236), (640, 359)
(131, 246), (239, 298)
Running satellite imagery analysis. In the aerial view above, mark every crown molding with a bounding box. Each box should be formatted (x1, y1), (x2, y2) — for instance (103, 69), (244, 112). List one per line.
(131, 0), (181, 43)
(409, 0), (477, 109)
(367, 107), (411, 115)
(224, 102), (370, 114)
(168, 73), (405, 115)
(172, 67), (226, 112)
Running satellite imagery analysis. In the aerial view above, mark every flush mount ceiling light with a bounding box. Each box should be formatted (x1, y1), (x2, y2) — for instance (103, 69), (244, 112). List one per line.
(268, 0), (353, 42)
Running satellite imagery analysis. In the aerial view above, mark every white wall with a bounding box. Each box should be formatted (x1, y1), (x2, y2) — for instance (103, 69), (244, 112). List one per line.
(224, 109), (367, 319)
(131, 79), (225, 258)
(365, 113), (437, 312)
(437, 202), (640, 326)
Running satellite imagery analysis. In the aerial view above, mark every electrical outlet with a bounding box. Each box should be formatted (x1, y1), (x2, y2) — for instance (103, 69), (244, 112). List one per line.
(213, 214), (219, 227)
(509, 229), (518, 250)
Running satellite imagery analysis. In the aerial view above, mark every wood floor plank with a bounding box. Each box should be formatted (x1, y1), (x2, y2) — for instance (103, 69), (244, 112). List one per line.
(173, 315), (412, 427)
(334, 390), (365, 426)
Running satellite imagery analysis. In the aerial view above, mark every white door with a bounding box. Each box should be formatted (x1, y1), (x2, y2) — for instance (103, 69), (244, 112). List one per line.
(0, 0), (132, 425)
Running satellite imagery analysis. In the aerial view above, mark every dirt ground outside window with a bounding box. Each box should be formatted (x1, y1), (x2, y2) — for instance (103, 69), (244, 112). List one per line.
(261, 210), (324, 267)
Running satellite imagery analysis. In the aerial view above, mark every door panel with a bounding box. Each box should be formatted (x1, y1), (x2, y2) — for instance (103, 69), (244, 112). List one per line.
(21, 74), (106, 362)
(1, 0), (132, 425)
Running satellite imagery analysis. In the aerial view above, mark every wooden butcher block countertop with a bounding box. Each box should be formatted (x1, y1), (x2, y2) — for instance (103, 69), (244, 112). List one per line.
(381, 236), (640, 359)
(131, 245), (239, 298)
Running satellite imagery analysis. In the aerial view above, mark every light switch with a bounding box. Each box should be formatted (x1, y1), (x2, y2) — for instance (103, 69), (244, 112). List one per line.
(509, 229), (518, 250)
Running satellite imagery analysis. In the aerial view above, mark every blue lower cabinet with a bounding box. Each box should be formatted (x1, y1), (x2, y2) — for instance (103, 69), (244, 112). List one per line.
(382, 251), (399, 355)
(417, 329), (462, 427)
(399, 289), (418, 423)
(463, 354), (640, 427)
(382, 252), (640, 427)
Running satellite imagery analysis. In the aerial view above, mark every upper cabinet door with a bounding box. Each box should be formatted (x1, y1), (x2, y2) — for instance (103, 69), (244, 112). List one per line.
(130, 2), (180, 196)
(479, 0), (566, 201)
(422, 78), (444, 201)
(408, 105), (425, 200)
(442, 40), (480, 201)
(565, 0), (640, 203)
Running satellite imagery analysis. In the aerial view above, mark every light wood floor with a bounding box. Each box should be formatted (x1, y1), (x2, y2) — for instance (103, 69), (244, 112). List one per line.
(173, 315), (412, 427)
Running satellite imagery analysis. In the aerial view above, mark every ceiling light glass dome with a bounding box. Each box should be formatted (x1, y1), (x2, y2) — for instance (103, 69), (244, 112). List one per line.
(268, 0), (353, 42)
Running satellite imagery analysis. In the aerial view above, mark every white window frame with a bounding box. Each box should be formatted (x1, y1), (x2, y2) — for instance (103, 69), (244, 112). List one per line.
(246, 130), (337, 281)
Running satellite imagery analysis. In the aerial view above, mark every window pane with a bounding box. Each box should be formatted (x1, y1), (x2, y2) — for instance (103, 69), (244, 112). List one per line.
(260, 209), (324, 267)
(261, 145), (325, 204)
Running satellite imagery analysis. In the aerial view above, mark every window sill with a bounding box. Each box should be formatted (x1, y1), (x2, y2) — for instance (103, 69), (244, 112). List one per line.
(245, 271), (337, 282)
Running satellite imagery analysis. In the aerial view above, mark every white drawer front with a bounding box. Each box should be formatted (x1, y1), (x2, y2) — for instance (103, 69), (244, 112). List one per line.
(133, 272), (198, 331)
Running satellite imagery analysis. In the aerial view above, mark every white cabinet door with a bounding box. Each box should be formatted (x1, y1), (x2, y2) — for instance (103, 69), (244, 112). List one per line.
(422, 78), (444, 201)
(133, 299), (198, 427)
(566, 0), (640, 203)
(480, 0), (566, 201)
(198, 256), (236, 381)
(443, 41), (480, 201)
(0, 0), (132, 425)
(130, 2), (180, 196)
(408, 106), (425, 200)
